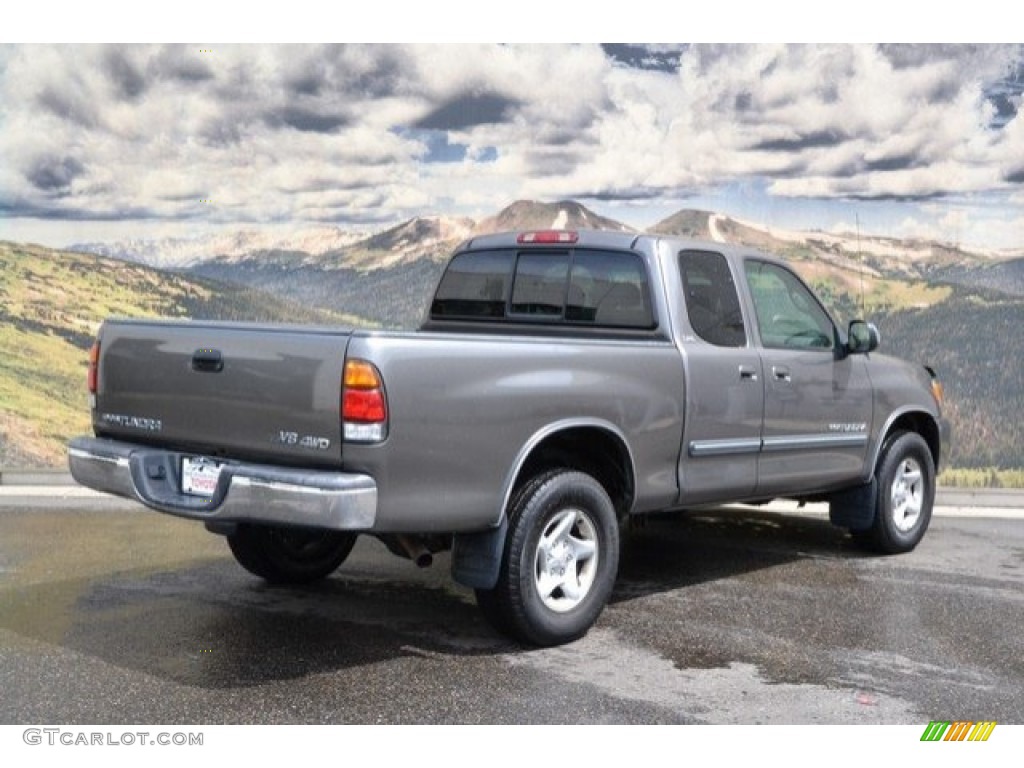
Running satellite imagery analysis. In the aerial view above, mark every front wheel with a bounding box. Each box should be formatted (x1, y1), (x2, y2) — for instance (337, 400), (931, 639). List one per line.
(227, 524), (357, 584)
(475, 470), (619, 646)
(855, 431), (935, 554)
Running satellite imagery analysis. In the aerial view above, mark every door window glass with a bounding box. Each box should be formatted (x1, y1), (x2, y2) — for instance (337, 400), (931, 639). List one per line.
(679, 250), (747, 347)
(744, 260), (835, 349)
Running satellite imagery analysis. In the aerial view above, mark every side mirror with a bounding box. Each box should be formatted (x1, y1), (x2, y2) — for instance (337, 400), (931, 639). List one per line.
(847, 320), (880, 354)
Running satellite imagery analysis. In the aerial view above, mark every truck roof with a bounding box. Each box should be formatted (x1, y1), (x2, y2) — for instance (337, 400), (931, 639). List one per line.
(456, 229), (784, 267)
(458, 229), (641, 252)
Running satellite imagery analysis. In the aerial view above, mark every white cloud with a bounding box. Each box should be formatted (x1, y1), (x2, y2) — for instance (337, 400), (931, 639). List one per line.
(895, 204), (1024, 254)
(1, 43), (1022, 249)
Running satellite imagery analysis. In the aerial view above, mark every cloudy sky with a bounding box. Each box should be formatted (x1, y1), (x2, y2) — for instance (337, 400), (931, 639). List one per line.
(1, 43), (1022, 251)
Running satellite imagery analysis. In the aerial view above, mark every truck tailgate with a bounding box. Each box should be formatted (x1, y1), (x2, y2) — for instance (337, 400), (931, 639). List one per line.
(94, 319), (351, 468)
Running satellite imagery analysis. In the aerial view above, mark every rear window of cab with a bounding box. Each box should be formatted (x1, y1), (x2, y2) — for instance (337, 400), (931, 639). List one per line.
(430, 249), (655, 329)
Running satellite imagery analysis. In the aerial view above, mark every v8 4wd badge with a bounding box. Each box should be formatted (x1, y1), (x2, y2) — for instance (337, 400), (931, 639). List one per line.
(275, 431), (331, 450)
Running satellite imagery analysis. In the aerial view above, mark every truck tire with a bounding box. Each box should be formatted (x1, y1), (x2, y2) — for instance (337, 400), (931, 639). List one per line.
(855, 431), (935, 554)
(475, 469), (619, 646)
(227, 524), (357, 584)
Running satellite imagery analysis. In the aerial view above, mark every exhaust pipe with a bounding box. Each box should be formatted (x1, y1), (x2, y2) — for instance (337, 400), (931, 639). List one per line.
(396, 535), (433, 568)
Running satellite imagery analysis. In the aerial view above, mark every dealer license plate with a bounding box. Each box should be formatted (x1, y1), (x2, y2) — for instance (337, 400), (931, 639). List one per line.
(181, 457), (222, 497)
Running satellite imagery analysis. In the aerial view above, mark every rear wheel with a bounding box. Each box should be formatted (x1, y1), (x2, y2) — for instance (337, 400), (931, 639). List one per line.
(855, 431), (935, 554)
(227, 524), (357, 584)
(475, 469), (619, 646)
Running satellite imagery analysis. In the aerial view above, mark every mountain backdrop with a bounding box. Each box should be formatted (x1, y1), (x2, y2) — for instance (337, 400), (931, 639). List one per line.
(4, 199), (1022, 472)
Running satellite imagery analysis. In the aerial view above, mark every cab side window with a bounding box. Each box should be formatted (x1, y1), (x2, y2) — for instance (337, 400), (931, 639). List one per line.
(744, 260), (835, 349)
(678, 250), (747, 347)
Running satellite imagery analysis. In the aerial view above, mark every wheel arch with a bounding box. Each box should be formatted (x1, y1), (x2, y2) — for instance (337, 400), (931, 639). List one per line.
(500, 419), (637, 522)
(452, 420), (636, 593)
(870, 408), (942, 476)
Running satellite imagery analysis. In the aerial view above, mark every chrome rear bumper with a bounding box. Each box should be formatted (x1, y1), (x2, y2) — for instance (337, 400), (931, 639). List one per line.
(68, 436), (377, 530)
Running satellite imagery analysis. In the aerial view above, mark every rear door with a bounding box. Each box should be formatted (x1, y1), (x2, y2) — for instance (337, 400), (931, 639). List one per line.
(675, 249), (764, 503)
(741, 259), (873, 495)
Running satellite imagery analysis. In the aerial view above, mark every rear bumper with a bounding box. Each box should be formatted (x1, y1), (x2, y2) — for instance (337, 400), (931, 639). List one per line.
(68, 436), (377, 530)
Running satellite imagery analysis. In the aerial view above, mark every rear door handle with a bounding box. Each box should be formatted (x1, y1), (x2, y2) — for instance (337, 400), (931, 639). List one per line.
(739, 365), (759, 382)
(772, 365), (791, 382)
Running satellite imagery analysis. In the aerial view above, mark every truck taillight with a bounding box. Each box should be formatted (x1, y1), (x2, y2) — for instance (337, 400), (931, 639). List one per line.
(342, 359), (388, 442)
(87, 341), (100, 395)
(924, 365), (944, 409)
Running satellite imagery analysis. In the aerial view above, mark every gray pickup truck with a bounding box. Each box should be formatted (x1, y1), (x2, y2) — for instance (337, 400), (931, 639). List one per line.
(69, 229), (949, 646)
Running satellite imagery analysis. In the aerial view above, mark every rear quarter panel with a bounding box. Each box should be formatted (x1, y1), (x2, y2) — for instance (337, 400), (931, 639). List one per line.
(343, 330), (685, 532)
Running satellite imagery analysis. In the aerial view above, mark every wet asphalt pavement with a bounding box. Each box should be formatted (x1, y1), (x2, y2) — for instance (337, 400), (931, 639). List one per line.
(1, 501), (1022, 724)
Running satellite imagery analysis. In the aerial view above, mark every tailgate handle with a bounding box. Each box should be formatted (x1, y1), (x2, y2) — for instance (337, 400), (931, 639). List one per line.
(191, 348), (224, 373)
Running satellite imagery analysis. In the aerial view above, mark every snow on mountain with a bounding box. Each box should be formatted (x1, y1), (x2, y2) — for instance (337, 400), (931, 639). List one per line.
(338, 216), (476, 270)
(69, 227), (367, 269)
(651, 208), (1000, 279)
(474, 200), (633, 235)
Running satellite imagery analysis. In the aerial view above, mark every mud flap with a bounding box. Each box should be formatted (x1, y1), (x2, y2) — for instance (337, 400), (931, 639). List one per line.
(451, 517), (508, 590)
(829, 478), (878, 530)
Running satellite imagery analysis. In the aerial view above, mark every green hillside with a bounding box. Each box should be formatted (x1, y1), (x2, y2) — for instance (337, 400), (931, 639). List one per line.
(0, 241), (367, 467)
(877, 292), (1024, 470)
(192, 255), (444, 329)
